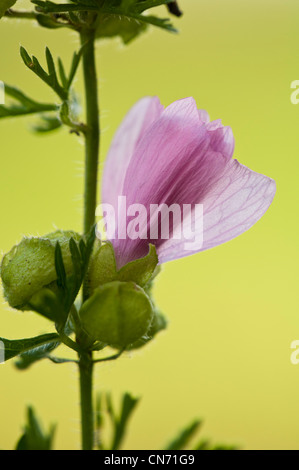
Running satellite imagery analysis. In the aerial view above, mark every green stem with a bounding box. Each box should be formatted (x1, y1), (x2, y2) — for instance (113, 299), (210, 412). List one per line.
(78, 23), (99, 451)
(78, 352), (94, 450)
(80, 28), (100, 236)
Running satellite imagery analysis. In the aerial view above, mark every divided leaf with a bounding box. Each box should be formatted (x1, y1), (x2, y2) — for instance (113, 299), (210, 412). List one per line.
(32, 0), (178, 43)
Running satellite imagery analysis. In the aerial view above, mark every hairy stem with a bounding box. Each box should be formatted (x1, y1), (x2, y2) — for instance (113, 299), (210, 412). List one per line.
(78, 352), (94, 450)
(80, 28), (100, 236)
(78, 24), (99, 451)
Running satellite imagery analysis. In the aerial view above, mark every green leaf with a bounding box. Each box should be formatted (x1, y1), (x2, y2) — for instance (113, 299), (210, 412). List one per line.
(15, 337), (60, 370)
(55, 241), (67, 290)
(0, 333), (60, 362)
(36, 12), (68, 29)
(68, 45), (85, 89)
(110, 393), (140, 450)
(194, 439), (238, 450)
(20, 46), (68, 100)
(57, 57), (68, 89)
(33, 114), (62, 133)
(0, 83), (57, 119)
(165, 420), (202, 450)
(31, 0), (178, 42)
(16, 407), (55, 450)
(96, 13), (147, 44)
(0, 0), (17, 18)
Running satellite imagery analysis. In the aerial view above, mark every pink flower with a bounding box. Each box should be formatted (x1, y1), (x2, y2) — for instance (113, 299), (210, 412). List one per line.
(102, 97), (276, 269)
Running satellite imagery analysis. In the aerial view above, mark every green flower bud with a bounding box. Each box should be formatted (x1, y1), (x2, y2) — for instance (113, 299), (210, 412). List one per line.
(1, 230), (81, 310)
(79, 281), (154, 348)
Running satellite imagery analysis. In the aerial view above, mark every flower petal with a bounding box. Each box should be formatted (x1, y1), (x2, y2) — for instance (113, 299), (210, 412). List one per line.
(112, 98), (234, 267)
(157, 159), (276, 263)
(102, 96), (164, 209)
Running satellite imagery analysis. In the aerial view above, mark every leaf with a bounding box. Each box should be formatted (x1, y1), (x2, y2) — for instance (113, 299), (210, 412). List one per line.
(36, 13), (68, 29)
(16, 407), (55, 450)
(15, 338), (60, 370)
(0, 333), (60, 362)
(0, 83), (57, 119)
(96, 13), (148, 44)
(31, 0), (178, 40)
(33, 115), (62, 133)
(45, 46), (60, 89)
(68, 45), (85, 89)
(0, 0), (17, 18)
(95, 393), (105, 449)
(55, 241), (67, 290)
(110, 393), (140, 450)
(54, 237), (88, 326)
(20, 46), (68, 100)
(165, 420), (202, 450)
(57, 57), (68, 89)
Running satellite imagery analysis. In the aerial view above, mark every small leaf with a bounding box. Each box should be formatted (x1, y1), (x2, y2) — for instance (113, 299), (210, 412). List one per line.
(55, 241), (67, 290)
(15, 338), (60, 370)
(36, 13), (67, 29)
(57, 58), (68, 88)
(0, 333), (60, 362)
(110, 393), (140, 450)
(16, 407), (55, 450)
(0, 83), (58, 120)
(33, 115), (62, 133)
(68, 45), (85, 89)
(20, 46), (33, 67)
(165, 420), (202, 450)
(45, 46), (59, 88)
(20, 46), (68, 100)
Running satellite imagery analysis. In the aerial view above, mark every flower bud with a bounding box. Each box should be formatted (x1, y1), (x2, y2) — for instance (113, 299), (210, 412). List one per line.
(1, 230), (81, 310)
(79, 281), (154, 348)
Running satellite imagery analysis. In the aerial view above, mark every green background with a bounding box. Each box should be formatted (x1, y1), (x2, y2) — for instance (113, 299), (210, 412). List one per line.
(0, 0), (298, 450)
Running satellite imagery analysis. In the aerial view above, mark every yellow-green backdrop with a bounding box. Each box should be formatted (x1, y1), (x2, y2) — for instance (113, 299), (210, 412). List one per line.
(0, 0), (298, 450)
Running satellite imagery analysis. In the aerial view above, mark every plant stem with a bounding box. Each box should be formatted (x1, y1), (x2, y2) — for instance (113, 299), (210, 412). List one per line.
(80, 28), (100, 236)
(79, 352), (94, 450)
(79, 23), (99, 451)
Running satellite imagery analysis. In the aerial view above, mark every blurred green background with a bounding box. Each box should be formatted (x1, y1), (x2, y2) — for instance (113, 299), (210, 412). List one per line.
(0, 0), (298, 450)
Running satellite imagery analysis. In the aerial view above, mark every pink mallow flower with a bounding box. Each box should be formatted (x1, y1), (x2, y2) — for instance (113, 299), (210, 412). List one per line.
(101, 97), (276, 269)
